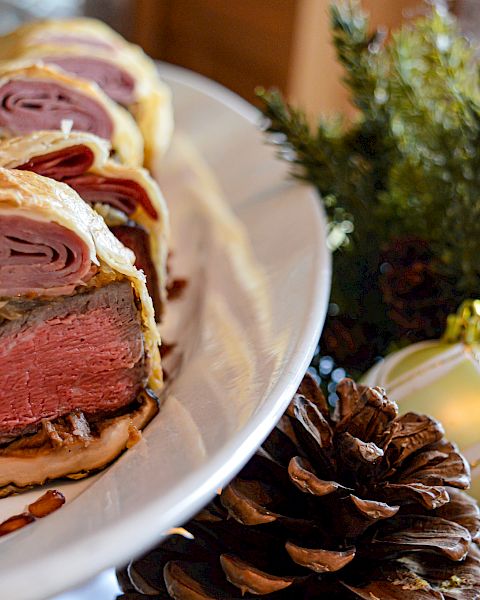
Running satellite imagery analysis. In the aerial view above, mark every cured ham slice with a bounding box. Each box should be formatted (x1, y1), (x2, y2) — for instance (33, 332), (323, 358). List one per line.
(111, 223), (161, 318)
(0, 131), (169, 318)
(0, 79), (113, 139)
(0, 215), (94, 297)
(64, 173), (158, 219)
(16, 144), (95, 179)
(0, 17), (174, 167)
(16, 145), (158, 221)
(45, 56), (136, 106)
(0, 65), (143, 166)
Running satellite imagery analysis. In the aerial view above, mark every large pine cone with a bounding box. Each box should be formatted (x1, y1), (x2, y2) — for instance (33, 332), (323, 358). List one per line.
(118, 376), (480, 599)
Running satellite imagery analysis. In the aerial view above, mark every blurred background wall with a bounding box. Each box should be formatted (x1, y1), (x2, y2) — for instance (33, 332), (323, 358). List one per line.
(0, 0), (472, 117)
(127, 0), (431, 115)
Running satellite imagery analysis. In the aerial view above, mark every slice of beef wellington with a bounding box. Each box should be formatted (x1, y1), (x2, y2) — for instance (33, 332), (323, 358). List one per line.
(0, 18), (174, 168)
(0, 167), (162, 497)
(0, 130), (169, 318)
(0, 63), (143, 166)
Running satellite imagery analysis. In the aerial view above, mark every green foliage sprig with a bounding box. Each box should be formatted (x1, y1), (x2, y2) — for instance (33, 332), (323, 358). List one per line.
(257, 1), (480, 365)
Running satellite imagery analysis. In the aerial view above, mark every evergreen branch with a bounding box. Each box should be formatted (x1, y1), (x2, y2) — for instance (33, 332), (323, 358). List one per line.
(256, 87), (337, 196)
(257, 1), (480, 299)
(330, 0), (386, 113)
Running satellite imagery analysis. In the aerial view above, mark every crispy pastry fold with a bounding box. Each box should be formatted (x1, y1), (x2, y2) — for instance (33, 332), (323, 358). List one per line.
(0, 18), (174, 168)
(0, 130), (169, 317)
(0, 63), (144, 166)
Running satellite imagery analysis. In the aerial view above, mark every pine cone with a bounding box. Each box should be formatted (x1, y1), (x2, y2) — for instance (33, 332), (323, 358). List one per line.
(118, 376), (480, 599)
(379, 237), (459, 343)
(321, 315), (382, 372)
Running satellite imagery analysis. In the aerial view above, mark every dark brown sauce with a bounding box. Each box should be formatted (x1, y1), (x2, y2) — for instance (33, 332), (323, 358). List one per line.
(166, 278), (188, 301)
(0, 489), (65, 537)
(160, 341), (176, 359)
(0, 513), (35, 537)
(28, 490), (66, 518)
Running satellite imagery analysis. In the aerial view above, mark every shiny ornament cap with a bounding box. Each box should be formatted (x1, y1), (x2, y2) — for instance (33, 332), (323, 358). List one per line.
(364, 300), (480, 500)
(444, 299), (480, 346)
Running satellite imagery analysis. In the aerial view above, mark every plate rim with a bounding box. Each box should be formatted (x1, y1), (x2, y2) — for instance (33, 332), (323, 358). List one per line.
(3, 64), (331, 600)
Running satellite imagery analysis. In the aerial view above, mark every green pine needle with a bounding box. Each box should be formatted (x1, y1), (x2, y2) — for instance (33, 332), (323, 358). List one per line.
(257, 1), (480, 299)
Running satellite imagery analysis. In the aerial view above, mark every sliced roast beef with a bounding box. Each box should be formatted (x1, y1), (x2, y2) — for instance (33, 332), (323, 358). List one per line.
(44, 57), (135, 105)
(64, 172), (158, 219)
(111, 223), (161, 316)
(0, 79), (113, 139)
(17, 144), (95, 179)
(0, 215), (94, 297)
(0, 280), (147, 440)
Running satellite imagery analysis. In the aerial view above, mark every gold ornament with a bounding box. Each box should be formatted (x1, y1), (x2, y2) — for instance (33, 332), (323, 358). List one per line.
(363, 300), (480, 499)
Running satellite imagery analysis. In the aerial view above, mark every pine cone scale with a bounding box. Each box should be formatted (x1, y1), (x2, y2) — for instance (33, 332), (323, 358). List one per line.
(287, 456), (347, 496)
(401, 544), (480, 599)
(337, 432), (383, 469)
(164, 560), (231, 600)
(260, 426), (299, 468)
(382, 414), (445, 472)
(350, 494), (399, 520)
(433, 488), (480, 543)
(219, 555), (296, 596)
(285, 541), (356, 573)
(220, 481), (277, 526)
(395, 442), (470, 490)
(342, 566), (444, 600)
(379, 482), (450, 510)
(296, 376), (330, 417)
(334, 383), (397, 442)
(373, 515), (472, 561)
(289, 394), (333, 448)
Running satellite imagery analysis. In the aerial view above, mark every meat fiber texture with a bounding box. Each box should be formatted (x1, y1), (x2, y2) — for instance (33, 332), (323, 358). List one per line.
(0, 280), (147, 440)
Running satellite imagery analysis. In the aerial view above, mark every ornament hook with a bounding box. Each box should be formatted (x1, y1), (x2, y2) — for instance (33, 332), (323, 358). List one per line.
(443, 299), (480, 345)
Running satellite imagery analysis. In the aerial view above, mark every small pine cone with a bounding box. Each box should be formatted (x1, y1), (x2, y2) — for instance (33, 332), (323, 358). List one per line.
(321, 315), (383, 372)
(379, 237), (459, 342)
(118, 375), (480, 599)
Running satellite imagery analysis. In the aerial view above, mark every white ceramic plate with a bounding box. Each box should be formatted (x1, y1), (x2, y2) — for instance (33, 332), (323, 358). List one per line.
(0, 65), (330, 600)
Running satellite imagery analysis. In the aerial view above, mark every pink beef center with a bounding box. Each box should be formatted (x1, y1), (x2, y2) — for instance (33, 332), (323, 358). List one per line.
(0, 280), (146, 437)
(0, 79), (113, 140)
(45, 56), (136, 105)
